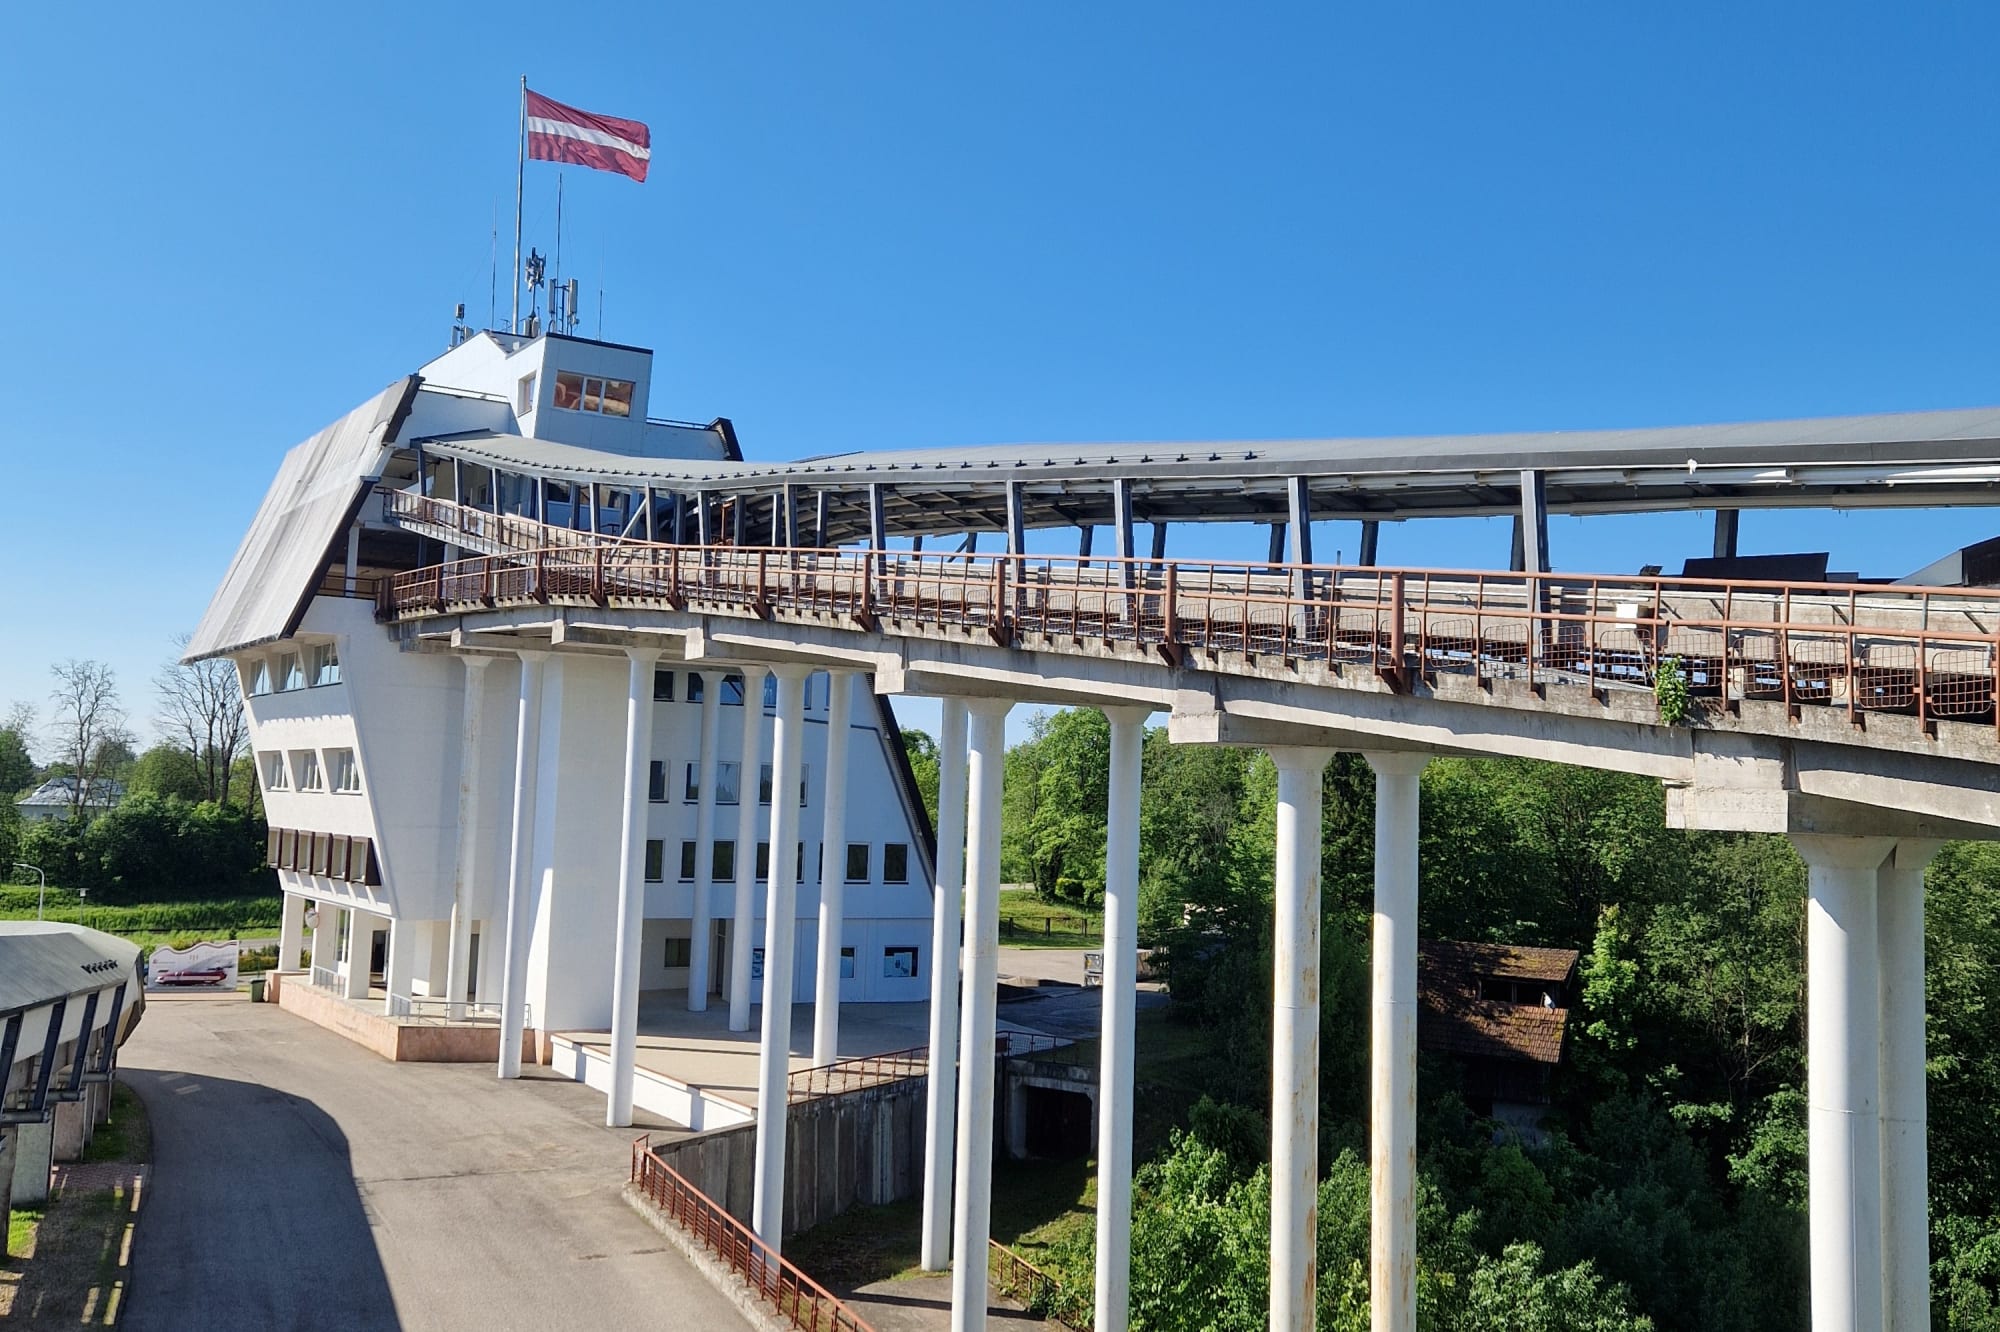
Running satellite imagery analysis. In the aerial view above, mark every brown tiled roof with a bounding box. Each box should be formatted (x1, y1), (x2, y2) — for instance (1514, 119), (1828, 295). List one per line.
(1417, 939), (1580, 1068)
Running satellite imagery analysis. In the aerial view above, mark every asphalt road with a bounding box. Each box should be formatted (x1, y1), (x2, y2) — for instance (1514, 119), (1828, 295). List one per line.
(118, 995), (754, 1332)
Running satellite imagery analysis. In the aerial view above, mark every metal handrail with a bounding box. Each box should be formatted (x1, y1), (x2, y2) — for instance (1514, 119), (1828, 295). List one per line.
(786, 1045), (930, 1101)
(630, 1135), (877, 1332)
(989, 1239), (1092, 1330)
(376, 496), (2000, 740)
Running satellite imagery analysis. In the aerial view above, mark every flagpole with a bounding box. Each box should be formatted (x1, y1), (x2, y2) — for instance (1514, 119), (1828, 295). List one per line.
(511, 74), (526, 333)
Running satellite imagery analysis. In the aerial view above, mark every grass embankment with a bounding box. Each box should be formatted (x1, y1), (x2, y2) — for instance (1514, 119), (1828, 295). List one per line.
(787, 1006), (1215, 1293)
(0, 885), (281, 951)
(997, 887), (1103, 949)
(1, 1080), (150, 1327)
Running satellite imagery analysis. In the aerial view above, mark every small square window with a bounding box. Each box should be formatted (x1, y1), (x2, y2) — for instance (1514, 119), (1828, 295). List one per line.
(756, 841), (770, 881)
(653, 669), (675, 701)
(518, 372), (537, 415)
(294, 751), (322, 791)
(884, 844), (910, 884)
(260, 751), (288, 791)
(649, 761), (668, 803)
(758, 763), (809, 807)
(329, 836), (351, 880)
(684, 761), (740, 805)
(762, 675), (777, 708)
(663, 936), (692, 968)
(883, 946), (919, 980)
(751, 947), (765, 981)
(645, 840), (664, 883)
(279, 652), (305, 691)
(679, 841), (698, 881)
(839, 947), (856, 980)
(328, 749), (361, 794)
(248, 659), (272, 697)
(713, 840), (735, 881)
(846, 843), (870, 883)
(687, 673), (705, 704)
(721, 674), (746, 706)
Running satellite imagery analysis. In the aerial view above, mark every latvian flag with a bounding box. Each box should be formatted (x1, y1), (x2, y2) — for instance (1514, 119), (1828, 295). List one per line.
(525, 89), (650, 183)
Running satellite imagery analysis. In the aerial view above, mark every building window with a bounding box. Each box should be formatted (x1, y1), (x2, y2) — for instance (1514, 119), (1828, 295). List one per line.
(645, 840), (664, 883)
(687, 673), (705, 704)
(884, 843), (909, 884)
(756, 841), (770, 881)
(751, 947), (765, 981)
(762, 675), (777, 708)
(260, 752), (287, 791)
(247, 659), (272, 697)
(328, 749), (361, 794)
(664, 936), (692, 969)
(293, 751), (323, 792)
(279, 652), (305, 691)
(684, 760), (740, 805)
(721, 674), (746, 706)
(310, 643), (341, 686)
(839, 947), (856, 980)
(517, 372), (537, 415)
(883, 946), (919, 979)
(552, 370), (635, 418)
(759, 763), (809, 807)
(846, 843), (870, 883)
(688, 840), (738, 881)
(679, 841), (698, 881)
(649, 761), (667, 803)
(653, 669), (675, 701)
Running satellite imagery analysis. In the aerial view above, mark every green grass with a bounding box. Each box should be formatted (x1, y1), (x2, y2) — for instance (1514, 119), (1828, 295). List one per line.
(4, 1203), (42, 1259)
(80, 1082), (150, 1167)
(998, 888), (1103, 949)
(0, 888), (280, 950)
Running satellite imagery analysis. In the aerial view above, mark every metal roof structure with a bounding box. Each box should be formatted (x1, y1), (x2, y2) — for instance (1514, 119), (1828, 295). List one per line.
(417, 404), (2000, 543)
(0, 923), (138, 1023)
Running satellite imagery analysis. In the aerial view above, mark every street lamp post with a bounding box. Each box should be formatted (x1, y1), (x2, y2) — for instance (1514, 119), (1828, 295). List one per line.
(14, 862), (47, 919)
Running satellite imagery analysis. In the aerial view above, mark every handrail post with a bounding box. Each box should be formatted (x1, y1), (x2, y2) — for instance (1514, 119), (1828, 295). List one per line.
(1388, 571), (1407, 671)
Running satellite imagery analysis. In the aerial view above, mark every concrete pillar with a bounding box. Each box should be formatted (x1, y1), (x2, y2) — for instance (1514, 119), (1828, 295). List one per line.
(609, 648), (661, 1128)
(344, 910), (374, 1001)
(1269, 746), (1334, 1332)
(9, 1118), (52, 1205)
(1880, 839), (1939, 1332)
(689, 669), (728, 1011)
(1713, 509), (1740, 560)
(1367, 751), (1427, 1332)
(447, 654), (494, 1019)
(499, 650), (549, 1079)
(1095, 706), (1149, 1332)
(1794, 833), (1896, 1332)
(950, 698), (1012, 1332)
(752, 664), (812, 1249)
(279, 892), (306, 972)
(0, 1127), (15, 1254)
(309, 901), (335, 978)
(812, 670), (855, 1066)
(730, 664), (772, 1033)
(920, 696), (969, 1272)
(382, 916), (415, 1016)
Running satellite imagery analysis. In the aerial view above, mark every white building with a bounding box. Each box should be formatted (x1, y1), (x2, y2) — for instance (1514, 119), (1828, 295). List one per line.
(14, 777), (124, 824)
(187, 329), (936, 1065)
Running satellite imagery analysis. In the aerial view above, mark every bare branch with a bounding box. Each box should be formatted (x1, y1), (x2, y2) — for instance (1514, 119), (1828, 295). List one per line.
(155, 632), (247, 804)
(48, 659), (124, 818)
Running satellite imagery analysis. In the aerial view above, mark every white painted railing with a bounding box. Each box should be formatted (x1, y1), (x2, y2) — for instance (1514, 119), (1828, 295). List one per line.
(384, 993), (531, 1027)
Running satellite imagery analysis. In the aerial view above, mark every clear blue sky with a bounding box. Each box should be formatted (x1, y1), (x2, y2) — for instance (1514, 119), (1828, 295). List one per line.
(4, 4), (1999, 748)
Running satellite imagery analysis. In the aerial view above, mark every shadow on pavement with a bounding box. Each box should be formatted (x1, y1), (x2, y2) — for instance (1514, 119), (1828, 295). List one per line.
(121, 1068), (399, 1331)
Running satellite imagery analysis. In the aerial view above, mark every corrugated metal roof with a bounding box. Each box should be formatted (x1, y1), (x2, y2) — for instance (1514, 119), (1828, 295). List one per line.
(185, 377), (419, 662)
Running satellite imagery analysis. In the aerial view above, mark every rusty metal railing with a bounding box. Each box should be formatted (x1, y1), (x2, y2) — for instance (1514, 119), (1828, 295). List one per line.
(989, 1239), (1092, 1330)
(630, 1135), (876, 1332)
(787, 1045), (930, 1102)
(377, 496), (2000, 740)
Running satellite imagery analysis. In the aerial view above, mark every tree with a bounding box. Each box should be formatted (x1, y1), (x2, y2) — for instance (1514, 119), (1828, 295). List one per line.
(0, 702), (35, 796)
(901, 728), (940, 829)
(156, 634), (248, 805)
(127, 743), (207, 801)
(47, 660), (125, 818)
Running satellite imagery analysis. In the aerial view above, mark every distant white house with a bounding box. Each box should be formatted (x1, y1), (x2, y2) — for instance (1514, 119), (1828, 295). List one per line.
(15, 777), (125, 824)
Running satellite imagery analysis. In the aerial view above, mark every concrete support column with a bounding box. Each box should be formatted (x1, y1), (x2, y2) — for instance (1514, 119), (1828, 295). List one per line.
(1880, 839), (1939, 1332)
(920, 696), (969, 1272)
(278, 892), (305, 972)
(689, 669), (727, 1011)
(608, 647), (661, 1128)
(730, 664), (772, 1032)
(752, 664), (812, 1250)
(1367, 751), (1428, 1332)
(1268, 746), (1334, 1332)
(812, 671), (855, 1066)
(382, 916), (415, 1016)
(1794, 833), (1896, 1332)
(447, 654), (494, 1020)
(1095, 707), (1149, 1332)
(950, 698), (1012, 1332)
(499, 651), (549, 1080)
(344, 910), (375, 1000)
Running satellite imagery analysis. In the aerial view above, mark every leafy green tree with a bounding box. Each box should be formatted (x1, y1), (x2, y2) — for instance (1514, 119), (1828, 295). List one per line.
(1000, 708), (1111, 901)
(127, 743), (207, 801)
(0, 705), (35, 797)
(900, 727), (940, 829)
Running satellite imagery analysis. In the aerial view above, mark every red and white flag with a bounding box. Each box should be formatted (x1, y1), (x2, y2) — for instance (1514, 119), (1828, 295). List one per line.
(525, 89), (650, 182)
